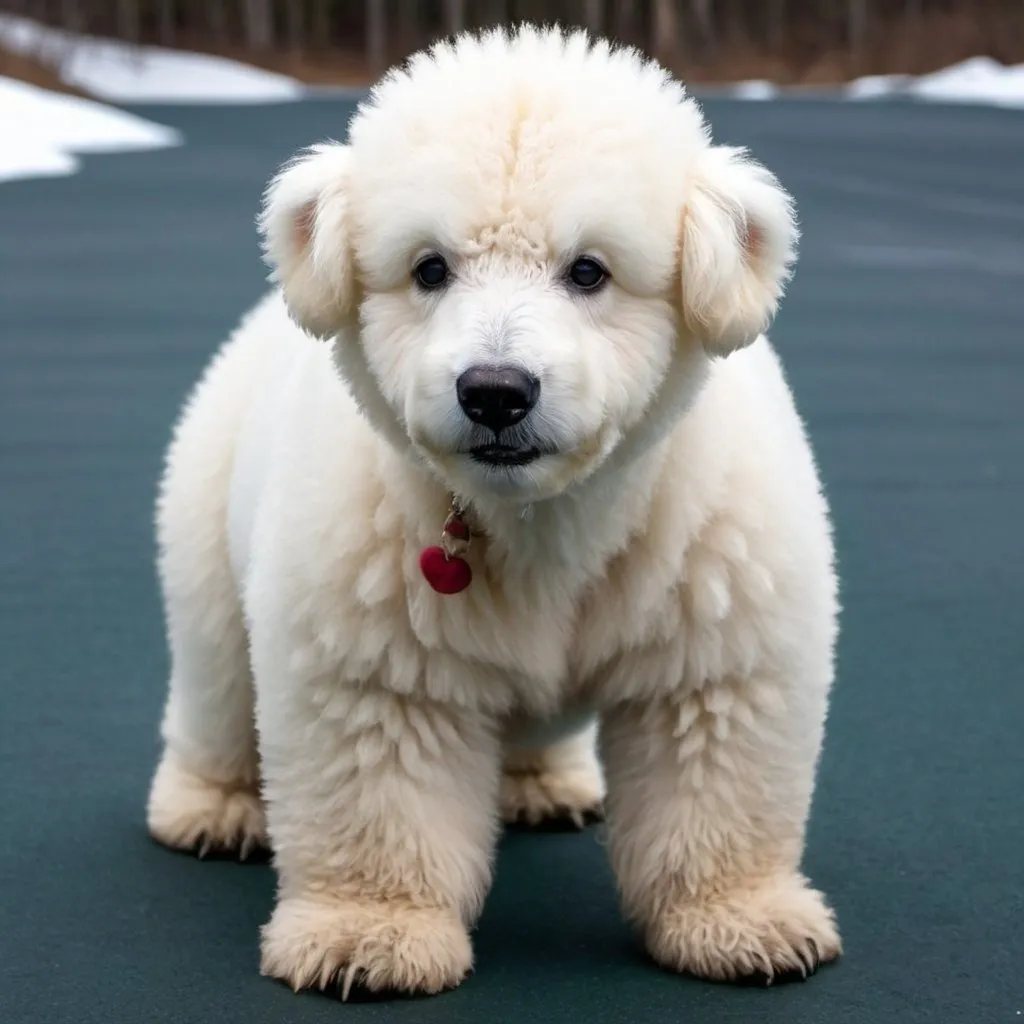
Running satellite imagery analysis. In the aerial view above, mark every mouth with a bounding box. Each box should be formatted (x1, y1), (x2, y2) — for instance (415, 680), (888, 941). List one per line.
(469, 444), (544, 467)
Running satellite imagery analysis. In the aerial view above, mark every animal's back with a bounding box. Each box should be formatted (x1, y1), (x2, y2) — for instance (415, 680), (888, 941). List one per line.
(158, 290), (311, 605)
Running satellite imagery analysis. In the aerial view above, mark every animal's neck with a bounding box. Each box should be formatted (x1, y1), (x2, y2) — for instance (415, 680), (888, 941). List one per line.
(378, 422), (680, 592)
(459, 441), (672, 579)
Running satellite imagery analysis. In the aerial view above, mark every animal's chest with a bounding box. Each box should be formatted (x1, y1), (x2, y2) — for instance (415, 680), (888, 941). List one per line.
(405, 568), (582, 716)
(407, 556), (681, 718)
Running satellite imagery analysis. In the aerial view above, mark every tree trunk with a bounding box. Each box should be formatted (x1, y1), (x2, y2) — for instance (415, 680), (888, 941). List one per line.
(767, 0), (786, 52)
(692, 0), (716, 59)
(310, 0), (332, 51)
(366, 0), (387, 74)
(847, 0), (868, 57)
(116, 0), (141, 43)
(156, 0), (175, 46)
(445, 0), (467, 36)
(243, 0), (275, 51)
(612, 0), (637, 44)
(651, 0), (678, 65)
(204, 0), (229, 43)
(478, 0), (511, 31)
(58, 0), (82, 33)
(284, 0), (305, 52)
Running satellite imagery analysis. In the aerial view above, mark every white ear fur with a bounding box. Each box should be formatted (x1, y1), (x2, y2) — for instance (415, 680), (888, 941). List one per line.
(681, 145), (799, 355)
(258, 142), (354, 339)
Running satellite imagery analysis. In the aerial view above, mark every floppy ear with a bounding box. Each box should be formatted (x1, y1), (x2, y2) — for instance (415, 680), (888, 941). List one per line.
(257, 142), (354, 339)
(681, 145), (799, 355)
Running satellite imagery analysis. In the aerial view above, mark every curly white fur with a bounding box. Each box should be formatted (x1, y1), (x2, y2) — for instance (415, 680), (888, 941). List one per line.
(147, 24), (841, 997)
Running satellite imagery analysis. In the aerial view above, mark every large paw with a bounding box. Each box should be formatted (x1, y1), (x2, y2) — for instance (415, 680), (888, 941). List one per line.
(260, 895), (472, 998)
(645, 873), (841, 983)
(147, 752), (266, 860)
(500, 760), (605, 828)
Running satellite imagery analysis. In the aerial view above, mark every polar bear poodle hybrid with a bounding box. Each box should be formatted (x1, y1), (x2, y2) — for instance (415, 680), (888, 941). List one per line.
(146, 23), (842, 999)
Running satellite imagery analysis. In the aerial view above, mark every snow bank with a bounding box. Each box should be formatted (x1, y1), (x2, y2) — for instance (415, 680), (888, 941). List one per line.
(730, 79), (780, 101)
(909, 56), (1024, 107)
(844, 73), (913, 100)
(715, 57), (1024, 106)
(0, 75), (180, 183)
(0, 13), (304, 104)
(847, 57), (1024, 107)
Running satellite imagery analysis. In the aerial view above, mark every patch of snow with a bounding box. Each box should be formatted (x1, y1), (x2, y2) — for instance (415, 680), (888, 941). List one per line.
(0, 75), (180, 183)
(0, 13), (304, 104)
(908, 56), (1024, 107)
(0, 133), (78, 182)
(731, 79), (779, 101)
(844, 73), (912, 99)
(848, 57), (1024, 107)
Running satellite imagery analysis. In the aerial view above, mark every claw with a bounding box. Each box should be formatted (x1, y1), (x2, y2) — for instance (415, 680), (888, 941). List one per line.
(800, 939), (820, 977)
(753, 948), (775, 986)
(340, 962), (360, 1002)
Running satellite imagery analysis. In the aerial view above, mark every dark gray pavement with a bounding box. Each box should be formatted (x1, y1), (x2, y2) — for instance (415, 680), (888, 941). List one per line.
(1, 95), (1022, 1024)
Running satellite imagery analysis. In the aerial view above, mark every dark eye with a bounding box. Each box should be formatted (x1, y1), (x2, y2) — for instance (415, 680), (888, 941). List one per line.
(414, 254), (449, 290)
(567, 256), (608, 292)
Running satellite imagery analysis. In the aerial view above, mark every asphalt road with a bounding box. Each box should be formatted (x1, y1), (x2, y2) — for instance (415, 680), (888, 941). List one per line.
(1, 94), (1022, 1024)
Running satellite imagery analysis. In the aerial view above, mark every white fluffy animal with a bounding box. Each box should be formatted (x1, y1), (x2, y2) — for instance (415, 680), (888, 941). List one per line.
(147, 24), (842, 997)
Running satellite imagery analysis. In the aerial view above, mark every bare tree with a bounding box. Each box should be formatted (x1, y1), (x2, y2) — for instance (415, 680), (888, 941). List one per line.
(445, 0), (467, 36)
(768, 0), (787, 51)
(612, 0), (637, 44)
(284, 0), (305, 52)
(848, 0), (868, 55)
(206, 0), (229, 43)
(310, 0), (332, 50)
(12, 0), (1024, 85)
(156, 0), (175, 46)
(366, 0), (386, 73)
(692, 0), (716, 58)
(395, 0), (417, 51)
(58, 0), (83, 34)
(243, 0), (274, 51)
(115, 0), (140, 43)
(652, 0), (677, 64)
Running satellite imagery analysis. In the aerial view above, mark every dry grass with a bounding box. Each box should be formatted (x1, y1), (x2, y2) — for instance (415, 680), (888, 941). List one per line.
(0, 46), (87, 95)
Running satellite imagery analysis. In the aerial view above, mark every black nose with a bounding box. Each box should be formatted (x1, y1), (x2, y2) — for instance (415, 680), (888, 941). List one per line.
(456, 366), (540, 434)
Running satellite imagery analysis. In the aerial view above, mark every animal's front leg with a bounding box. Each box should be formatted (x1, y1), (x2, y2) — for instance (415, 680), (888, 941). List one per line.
(256, 671), (500, 998)
(601, 675), (841, 983)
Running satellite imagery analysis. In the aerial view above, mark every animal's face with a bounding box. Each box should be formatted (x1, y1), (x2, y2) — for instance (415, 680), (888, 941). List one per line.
(359, 253), (675, 500)
(260, 27), (798, 503)
(350, 143), (690, 500)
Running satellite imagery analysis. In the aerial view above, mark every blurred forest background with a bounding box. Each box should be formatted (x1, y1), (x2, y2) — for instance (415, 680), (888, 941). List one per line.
(1, 0), (1022, 88)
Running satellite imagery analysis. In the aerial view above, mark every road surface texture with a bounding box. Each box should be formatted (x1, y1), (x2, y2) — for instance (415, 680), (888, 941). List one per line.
(1, 95), (1022, 1024)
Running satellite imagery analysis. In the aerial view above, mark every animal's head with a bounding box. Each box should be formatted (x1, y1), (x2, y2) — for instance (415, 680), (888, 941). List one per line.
(259, 26), (798, 504)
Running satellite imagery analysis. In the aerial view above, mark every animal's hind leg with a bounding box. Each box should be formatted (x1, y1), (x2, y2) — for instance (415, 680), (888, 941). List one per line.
(145, 342), (267, 860)
(500, 716), (605, 828)
(147, 587), (265, 859)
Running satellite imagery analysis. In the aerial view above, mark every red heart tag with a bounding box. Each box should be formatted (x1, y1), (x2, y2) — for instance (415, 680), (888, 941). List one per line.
(443, 517), (470, 542)
(419, 546), (473, 595)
